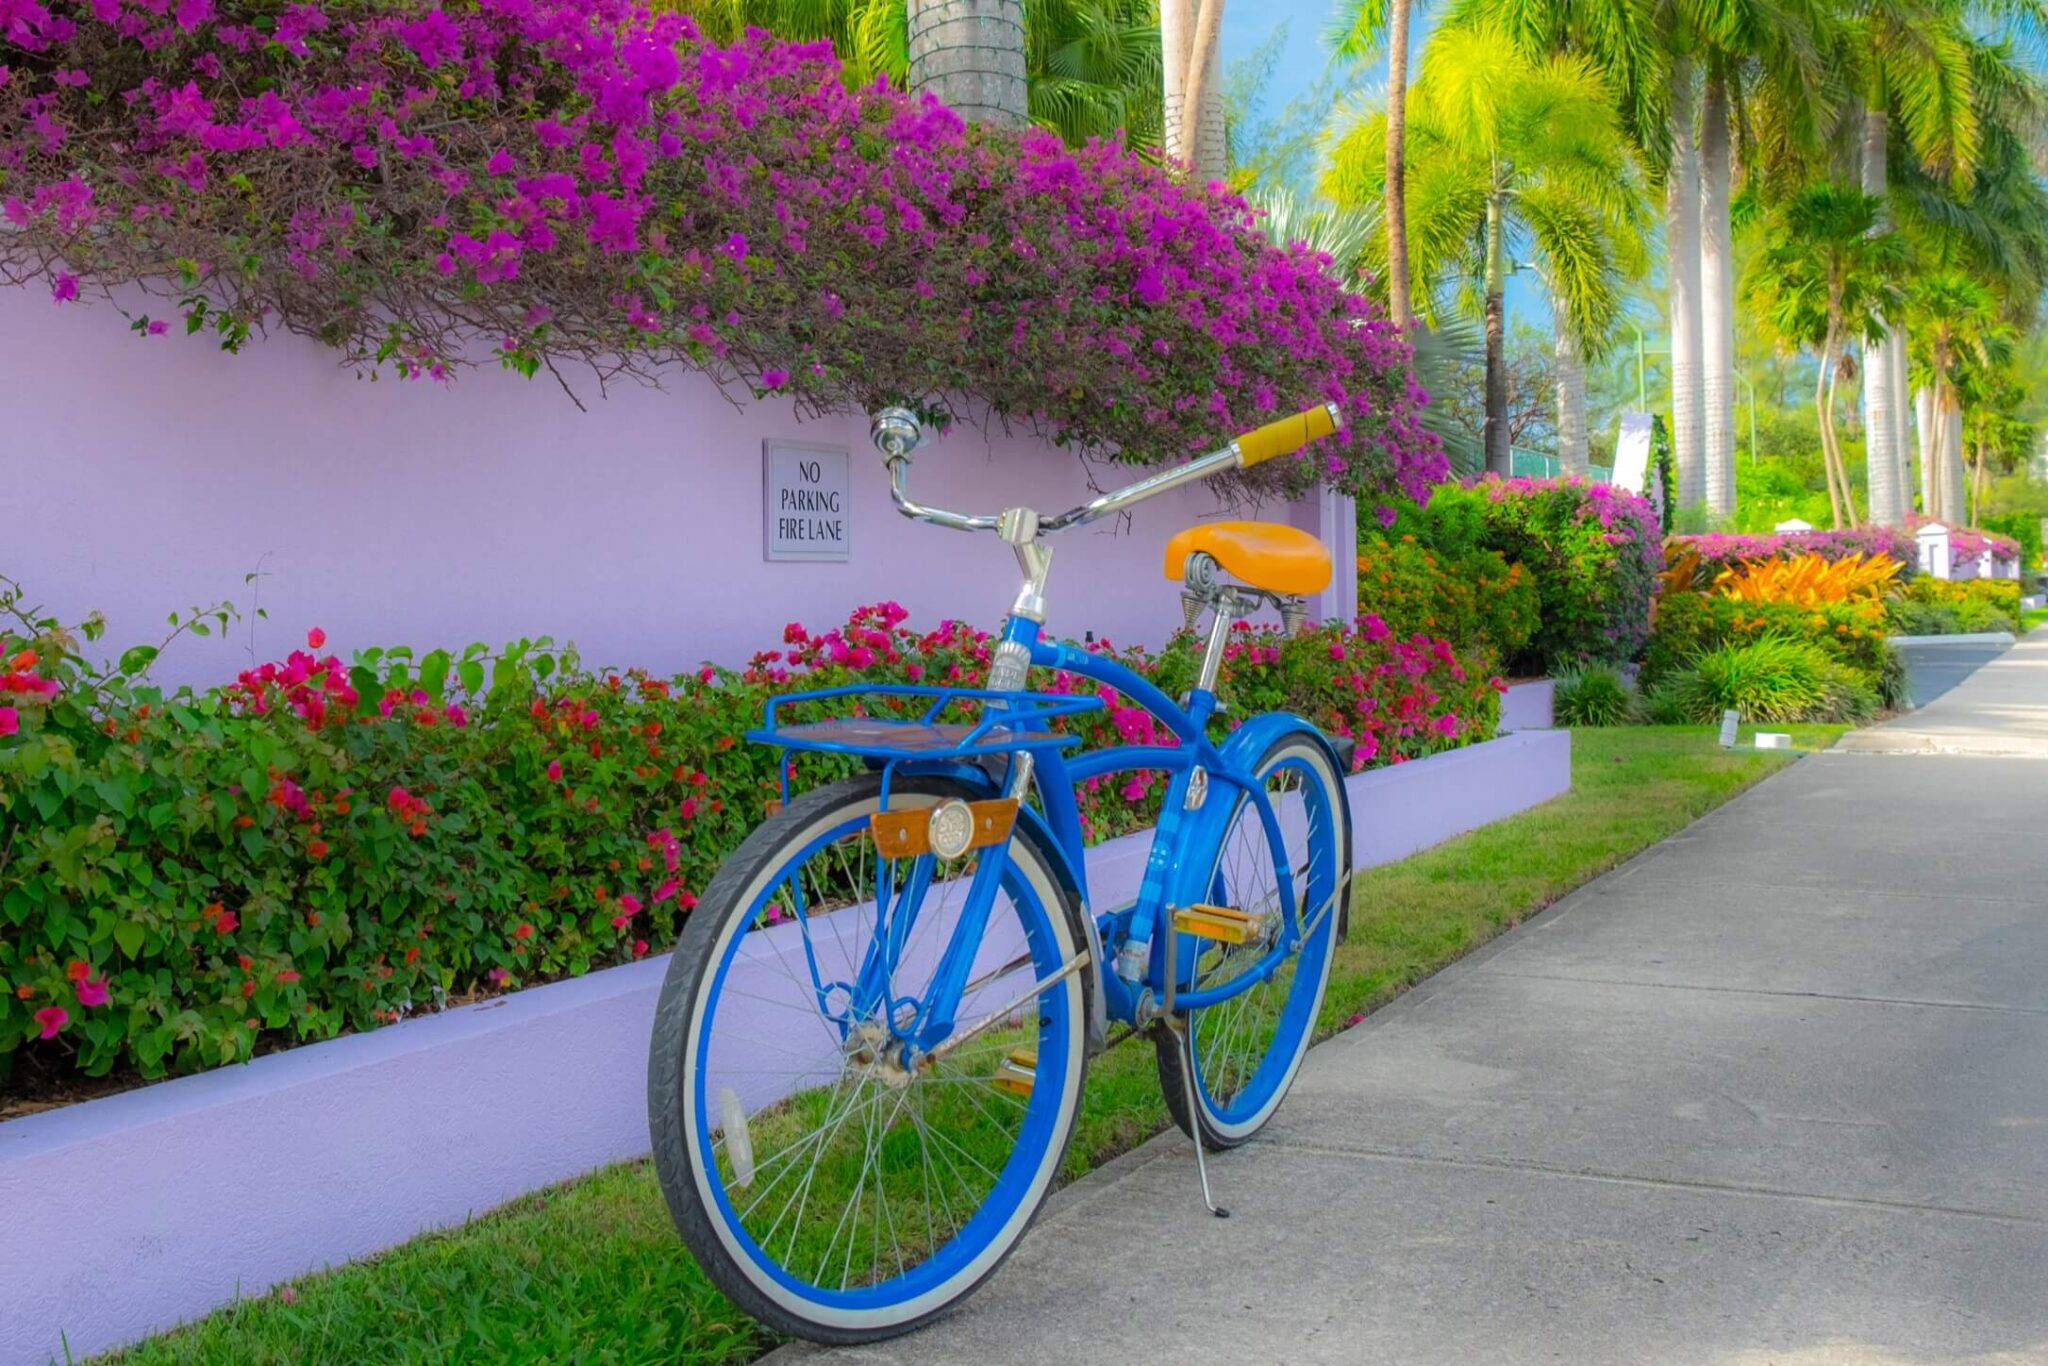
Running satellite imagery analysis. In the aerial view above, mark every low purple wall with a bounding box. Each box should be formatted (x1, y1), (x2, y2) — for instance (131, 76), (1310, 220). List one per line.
(0, 728), (1568, 1364)
(2, 287), (1354, 688)
(1498, 679), (1554, 732)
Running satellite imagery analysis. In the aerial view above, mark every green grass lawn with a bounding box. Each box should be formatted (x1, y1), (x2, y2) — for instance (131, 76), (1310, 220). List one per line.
(2023, 605), (2047, 634)
(94, 724), (1841, 1366)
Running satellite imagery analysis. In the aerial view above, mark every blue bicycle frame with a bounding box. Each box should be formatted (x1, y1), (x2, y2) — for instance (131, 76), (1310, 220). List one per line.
(748, 612), (1342, 1054)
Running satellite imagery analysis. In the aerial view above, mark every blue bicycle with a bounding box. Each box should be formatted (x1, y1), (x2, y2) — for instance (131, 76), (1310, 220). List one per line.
(648, 402), (1354, 1342)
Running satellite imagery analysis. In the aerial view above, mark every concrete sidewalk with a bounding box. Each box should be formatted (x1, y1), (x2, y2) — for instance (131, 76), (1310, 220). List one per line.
(783, 657), (2048, 1365)
(1842, 628), (2048, 756)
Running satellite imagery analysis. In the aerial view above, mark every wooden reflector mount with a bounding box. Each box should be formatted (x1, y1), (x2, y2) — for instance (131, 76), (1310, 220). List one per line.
(870, 798), (1020, 859)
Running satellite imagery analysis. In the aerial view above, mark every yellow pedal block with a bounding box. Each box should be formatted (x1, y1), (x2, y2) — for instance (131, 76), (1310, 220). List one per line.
(1172, 903), (1256, 945)
(990, 1049), (1037, 1098)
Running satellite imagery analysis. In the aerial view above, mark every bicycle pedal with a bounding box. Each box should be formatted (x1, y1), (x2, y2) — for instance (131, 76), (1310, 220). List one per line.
(1172, 903), (1257, 945)
(990, 1049), (1037, 1097)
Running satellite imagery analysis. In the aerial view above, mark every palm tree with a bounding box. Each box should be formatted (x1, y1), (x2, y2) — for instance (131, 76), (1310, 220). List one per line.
(1907, 269), (2011, 522)
(1744, 184), (1909, 527)
(1324, 23), (1647, 475)
(666, 0), (1160, 148)
(1694, 4), (1832, 523)
(1327, 0), (1422, 327)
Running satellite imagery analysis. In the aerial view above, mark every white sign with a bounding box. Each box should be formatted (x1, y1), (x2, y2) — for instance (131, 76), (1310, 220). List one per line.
(763, 441), (850, 562)
(1612, 412), (1653, 494)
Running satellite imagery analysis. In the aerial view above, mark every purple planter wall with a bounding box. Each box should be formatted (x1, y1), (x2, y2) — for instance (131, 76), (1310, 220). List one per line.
(1499, 679), (1554, 732)
(0, 727), (1567, 1365)
(1, 287), (1353, 687)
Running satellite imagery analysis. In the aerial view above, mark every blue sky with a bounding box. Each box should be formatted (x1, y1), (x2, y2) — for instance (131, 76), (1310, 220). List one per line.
(1217, 1), (1553, 325)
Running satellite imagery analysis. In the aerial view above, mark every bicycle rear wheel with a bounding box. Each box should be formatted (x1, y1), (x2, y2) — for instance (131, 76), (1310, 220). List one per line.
(1156, 729), (1346, 1148)
(648, 773), (1088, 1343)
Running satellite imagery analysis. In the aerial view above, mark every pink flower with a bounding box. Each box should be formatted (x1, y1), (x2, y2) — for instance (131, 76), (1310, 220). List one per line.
(306, 627), (326, 650)
(618, 893), (642, 915)
(632, 939), (649, 957)
(0, 707), (16, 737)
(653, 878), (679, 903)
(488, 967), (510, 986)
(611, 914), (632, 930)
(51, 273), (78, 303)
(546, 760), (564, 781)
(1435, 714), (1461, 738)
(697, 666), (715, 684)
(75, 975), (110, 1008)
(34, 1006), (67, 1039)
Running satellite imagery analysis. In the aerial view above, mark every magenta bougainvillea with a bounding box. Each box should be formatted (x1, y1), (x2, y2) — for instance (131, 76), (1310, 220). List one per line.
(0, 0), (1443, 500)
(1669, 527), (1919, 578)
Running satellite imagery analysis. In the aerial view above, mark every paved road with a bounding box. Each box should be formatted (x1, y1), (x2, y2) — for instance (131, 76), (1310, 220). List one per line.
(781, 635), (2048, 1366)
(1846, 629), (2048, 757)
(1893, 635), (2015, 709)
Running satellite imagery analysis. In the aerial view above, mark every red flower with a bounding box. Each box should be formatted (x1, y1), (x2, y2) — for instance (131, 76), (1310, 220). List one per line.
(34, 1006), (68, 1039)
(242, 980), (257, 997)
(66, 959), (90, 982)
(306, 627), (327, 650)
(9, 649), (36, 670)
(308, 839), (328, 860)
(278, 969), (301, 983)
(632, 939), (649, 958)
(403, 947), (420, 965)
(514, 923), (534, 940)
(214, 908), (239, 934)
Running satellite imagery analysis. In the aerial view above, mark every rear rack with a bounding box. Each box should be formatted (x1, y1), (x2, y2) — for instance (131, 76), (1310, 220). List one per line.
(749, 684), (1105, 763)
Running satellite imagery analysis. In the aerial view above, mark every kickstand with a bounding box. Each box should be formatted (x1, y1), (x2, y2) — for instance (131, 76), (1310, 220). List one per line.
(1166, 1016), (1229, 1219)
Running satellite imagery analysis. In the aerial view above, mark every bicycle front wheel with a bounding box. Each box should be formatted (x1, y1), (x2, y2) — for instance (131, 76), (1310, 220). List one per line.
(647, 773), (1087, 1344)
(1156, 728), (1347, 1148)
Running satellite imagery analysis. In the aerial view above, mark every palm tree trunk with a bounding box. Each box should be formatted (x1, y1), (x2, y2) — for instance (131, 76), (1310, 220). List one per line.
(1943, 392), (1966, 523)
(1827, 354), (1863, 527)
(1484, 193), (1510, 476)
(1179, 0), (1227, 181)
(1858, 104), (1902, 527)
(1667, 54), (1706, 511)
(1383, 0), (1413, 327)
(906, 0), (1028, 125)
(1700, 71), (1737, 519)
(1890, 332), (1912, 514)
(1161, 0), (1191, 165)
(1816, 338), (1845, 528)
(1916, 384), (1936, 515)
(1555, 324), (1589, 473)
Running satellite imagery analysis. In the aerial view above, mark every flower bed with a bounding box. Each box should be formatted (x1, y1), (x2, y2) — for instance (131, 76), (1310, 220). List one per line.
(1667, 527), (1918, 580)
(1889, 577), (2022, 636)
(0, 588), (1499, 1091)
(0, 0), (1441, 503)
(1642, 593), (1907, 710)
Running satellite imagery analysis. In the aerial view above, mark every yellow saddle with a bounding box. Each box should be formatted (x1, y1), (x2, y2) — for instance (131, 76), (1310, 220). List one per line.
(1162, 521), (1333, 597)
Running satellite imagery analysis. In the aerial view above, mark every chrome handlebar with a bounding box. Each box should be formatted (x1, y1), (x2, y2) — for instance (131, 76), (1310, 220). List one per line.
(870, 406), (1246, 537)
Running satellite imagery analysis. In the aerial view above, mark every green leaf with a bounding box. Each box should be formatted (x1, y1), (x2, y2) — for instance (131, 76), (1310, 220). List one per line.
(113, 921), (145, 959)
(457, 660), (485, 696)
(92, 778), (134, 817)
(118, 645), (159, 675)
(421, 650), (450, 702)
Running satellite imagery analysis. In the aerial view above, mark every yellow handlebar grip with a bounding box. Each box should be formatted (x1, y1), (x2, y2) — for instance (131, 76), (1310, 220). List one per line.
(1234, 402), (1341, 467)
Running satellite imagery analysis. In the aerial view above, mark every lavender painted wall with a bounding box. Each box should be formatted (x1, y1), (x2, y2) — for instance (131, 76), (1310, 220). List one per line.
(0, 727), (1568, 1365)
(1, 287), (1352, 688)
